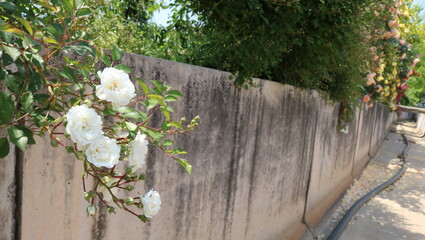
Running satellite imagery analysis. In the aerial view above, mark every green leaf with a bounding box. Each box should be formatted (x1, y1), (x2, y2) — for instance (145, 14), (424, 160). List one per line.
(0, 69), (6, 81)
(3, 45), (20, 62)
(97, 51), (111, 66)
(167, 90), (183, 97)
(78, 69), (91, 80)
(114, 64), (132, 73)
(166, 105), (174, 112)
(124, 122), (137, 131)
(136, 78), (149, 95)
(115, 107), (135, 113)
(30, 54), (44, 68)
(123, 111), (147, 120)
(151, 80), (165, 92)
(112, 45), (123, 62)
(59, 0), (73, 13)
(46, 23), (64, 40)
(0, 138), (10, 158)
(0, 31), (13, 43)
(146, 99), (158, 111)
(152, 87), (162, 95)
(164, 84), (171, 91)
(147, 95), (164, 101)
(164, 96), (178, 101)
(138, 173), (145, 180)
(172, 148), (187, 154)
(29, 73), (43, 92)
(7, 126), (34, 151)
(124, 122), (138, 140)
(163, 139), (173, 146)
(0, 2), (17, 11)
(176, 158), (192, 175)
(60, 66), (77, 83)
(145, 129), (164, 141)
(73, 0), (84, 8)
(16, 17), (33, 35)
(161, 121), (171, 131)
(0, 24), (24, 35)
(0, 92), (14, 124)
(5, 75), (19, 94)
(33, 94), (50, 104)
(21, 92), (33, 112)
(66, 43), (92, 56)
(103, 107), (115, 116)
(76, 8), (91, 17)
(147, 95), (166, 108)
(160, 108), (170, 121)
(21, 127), (35, 145)
(168, 121), (183, 130)
(138, 215), (149, 222)
(44, 38), (59, 45)
(66, 146), (75, 153)
(37, 2), (58, 12)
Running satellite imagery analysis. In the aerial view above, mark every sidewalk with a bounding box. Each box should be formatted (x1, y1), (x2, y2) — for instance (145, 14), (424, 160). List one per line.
(303, 122), (425, 240)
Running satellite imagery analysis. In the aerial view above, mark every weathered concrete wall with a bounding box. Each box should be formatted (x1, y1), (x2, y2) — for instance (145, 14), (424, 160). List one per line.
(20, 136), (93, 240)
(1, 53), (396, 240)
(417, 113), (425, 135)
(304, 103), (395, 226)
(0, 143), (16, 240)
(0, 82), (17, 240)
(304, 101), (358, 225)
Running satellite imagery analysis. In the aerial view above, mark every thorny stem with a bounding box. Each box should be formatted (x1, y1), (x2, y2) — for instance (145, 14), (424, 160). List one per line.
(137, 107), (160, 127)
(95, 191), (109, 207)
(82, 175), (87, 192)
(128, 96), (147, 106)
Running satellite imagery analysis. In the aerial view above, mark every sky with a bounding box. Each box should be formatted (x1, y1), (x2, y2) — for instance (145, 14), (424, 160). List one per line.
(414, 0), (425, 6)
(413, 0), (425, 16)
(152, 0), (172, 26)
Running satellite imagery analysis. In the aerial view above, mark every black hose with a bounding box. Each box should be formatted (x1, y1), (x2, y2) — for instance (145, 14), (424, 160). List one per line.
(326, 133), (410, 240)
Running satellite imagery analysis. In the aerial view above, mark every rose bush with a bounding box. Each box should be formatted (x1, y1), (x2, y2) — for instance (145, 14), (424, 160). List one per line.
(0, 0), (199, 222)
(361, 0), (420, 109)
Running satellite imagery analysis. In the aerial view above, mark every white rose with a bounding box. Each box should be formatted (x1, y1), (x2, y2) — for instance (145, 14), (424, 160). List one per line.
(96, 67), (136, 107)
(97, 178), (119, 202)
(66, 104), (103, 150)
(85, 136), (120, 168)
(128, 132), (149, 170)
(141, 189), (161, 218)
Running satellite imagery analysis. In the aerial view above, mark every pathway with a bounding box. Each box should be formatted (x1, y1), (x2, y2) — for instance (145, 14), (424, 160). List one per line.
(303, 122), (425, 240)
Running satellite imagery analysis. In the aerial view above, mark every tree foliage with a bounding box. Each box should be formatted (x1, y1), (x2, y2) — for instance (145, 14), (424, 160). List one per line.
(84, 0), (422, 111)
(85, 0), (204, 62)
(404, 4), (425, 105)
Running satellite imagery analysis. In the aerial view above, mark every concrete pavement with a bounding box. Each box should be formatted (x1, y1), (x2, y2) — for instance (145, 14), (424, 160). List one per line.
(303, 122), (425, 240)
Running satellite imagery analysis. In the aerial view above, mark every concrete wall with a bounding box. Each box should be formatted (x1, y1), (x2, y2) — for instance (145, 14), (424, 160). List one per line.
(0, 142), (16, 240)
(0, 53), (395, 240)
(0, 82), (18, 240)
(417, 113), (425, 135)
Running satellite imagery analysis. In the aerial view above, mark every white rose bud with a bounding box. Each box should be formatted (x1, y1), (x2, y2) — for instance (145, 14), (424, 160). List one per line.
(96, 67), (136, 107)
(66, 104), (103, 150)
(86, 205), (96, 216)
(141, 189), (161, 218)
(128, 132), (149, 170)
(85, 136), (120, 168)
